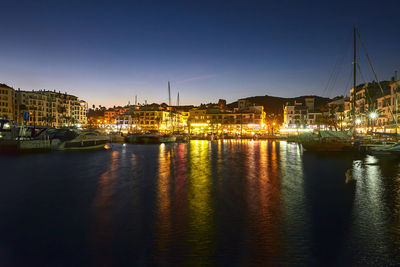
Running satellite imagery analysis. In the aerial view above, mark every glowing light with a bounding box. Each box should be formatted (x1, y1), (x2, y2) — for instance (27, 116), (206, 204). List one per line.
(369, 112), (377, 119)
(355, 118), (362, 125)
(104, 144), (111, 150)
(191, 123), (209, 127)
(279, 128), (313, 132)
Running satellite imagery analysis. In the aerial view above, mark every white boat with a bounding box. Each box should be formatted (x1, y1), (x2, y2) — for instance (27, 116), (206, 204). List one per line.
(48, 129), (109, 151)
(0, 120), (51, 152)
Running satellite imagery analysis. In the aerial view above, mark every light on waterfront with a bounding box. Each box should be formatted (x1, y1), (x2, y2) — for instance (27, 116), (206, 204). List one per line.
(355, 118), (362, 125)
(369, 112), (377, 119)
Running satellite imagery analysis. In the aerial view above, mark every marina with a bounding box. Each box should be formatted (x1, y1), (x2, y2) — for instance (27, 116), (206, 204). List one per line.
(1, 1), (400, 265)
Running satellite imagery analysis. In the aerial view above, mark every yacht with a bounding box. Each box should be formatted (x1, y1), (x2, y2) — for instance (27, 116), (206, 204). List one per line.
(48, 129), (109, 151)
(0, 120), (51, 152)
(126, 133), (160, 144)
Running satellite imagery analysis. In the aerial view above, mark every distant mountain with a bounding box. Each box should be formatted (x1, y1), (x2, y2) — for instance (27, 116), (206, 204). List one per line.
(227, 95), (333, 122)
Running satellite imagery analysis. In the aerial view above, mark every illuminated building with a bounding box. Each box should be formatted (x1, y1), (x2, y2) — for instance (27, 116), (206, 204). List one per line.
(350, 80), (400, 131)
(283, 98), (324, 129)
(14, 89), (87, 127)
(104, 107), (129, 124)
(0, 83), (15, 120)
(115, 104), (186, 132)
(187, 99), (266, 136)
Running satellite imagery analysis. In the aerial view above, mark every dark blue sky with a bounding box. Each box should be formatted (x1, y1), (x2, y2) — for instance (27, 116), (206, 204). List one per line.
(1, 0), (399, 107)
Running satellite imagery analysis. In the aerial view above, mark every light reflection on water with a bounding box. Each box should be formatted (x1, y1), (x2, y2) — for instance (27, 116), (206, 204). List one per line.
(2, 140), (400, 265)
(91, 150), (120, 266)
(186, 140), (215, 265)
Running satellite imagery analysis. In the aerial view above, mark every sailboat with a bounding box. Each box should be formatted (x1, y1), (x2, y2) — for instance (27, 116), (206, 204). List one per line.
(299, 26), (359, 152)
(159, 81), (176, 143)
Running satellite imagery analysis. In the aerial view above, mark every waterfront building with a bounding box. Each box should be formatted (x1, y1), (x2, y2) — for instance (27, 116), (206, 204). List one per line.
(109, 99), (265, 136)
(0, 84), (15, 120)
(104, 107), (130, 124)
(283, 99), (312, 128)
(375, 80), (400, 130)
(188, 99), (266, 136)
(350, 80), (400, 131)
(328, 97), (347, 129)
(15, 89), (88, 127)
(114, 104), (185, 133)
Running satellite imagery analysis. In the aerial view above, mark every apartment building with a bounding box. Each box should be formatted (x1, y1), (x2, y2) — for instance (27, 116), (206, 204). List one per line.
(15, 90), (87, 127)
(0, 84), (15, 120)
(115, 105), (184, 132)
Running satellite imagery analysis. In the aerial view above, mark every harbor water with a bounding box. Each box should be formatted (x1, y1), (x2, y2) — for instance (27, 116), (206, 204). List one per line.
(1, 140), (400, 266)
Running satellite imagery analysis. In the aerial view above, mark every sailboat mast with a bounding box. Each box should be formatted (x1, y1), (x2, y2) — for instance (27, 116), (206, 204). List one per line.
(168, 81), (172, 133)
(352, 25), (357, 122)
(168, 81), (171, 106)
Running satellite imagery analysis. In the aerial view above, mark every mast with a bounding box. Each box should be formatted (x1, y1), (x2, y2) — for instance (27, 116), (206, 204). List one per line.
(168, 81), (171, 106)
(352, 25), (357, 123)
(168, 81), (173, 133)
(177, 92), (180, 130)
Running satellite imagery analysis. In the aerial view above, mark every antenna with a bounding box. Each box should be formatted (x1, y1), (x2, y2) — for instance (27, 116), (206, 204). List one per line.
(135, 95), (137, 105)
(168, 81), (171, 106)
(177, 92), (180, 106)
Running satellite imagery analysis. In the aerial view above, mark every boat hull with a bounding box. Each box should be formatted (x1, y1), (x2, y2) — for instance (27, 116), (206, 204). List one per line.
(127, 135), (160, 144)
(159, 136), (176, 143)
(301, 142), (354, 152)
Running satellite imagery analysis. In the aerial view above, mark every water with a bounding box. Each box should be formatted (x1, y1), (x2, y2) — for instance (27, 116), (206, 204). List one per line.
(1, 140), (400, 266)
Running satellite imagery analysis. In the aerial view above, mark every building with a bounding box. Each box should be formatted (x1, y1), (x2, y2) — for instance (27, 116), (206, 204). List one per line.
(115, 104), (185, 133)
(188, 99), (266, 136)
(14, 89), (87, 127)
(104, 107), (129, 124)
(349, 80), (400, 130)
(283, 100), (310, 128)
(0, 84), (15, 120)
(375, 81), (400, 129)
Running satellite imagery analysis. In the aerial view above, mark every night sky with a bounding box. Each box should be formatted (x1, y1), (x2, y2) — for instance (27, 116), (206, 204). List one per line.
(1, 0), (399, 107)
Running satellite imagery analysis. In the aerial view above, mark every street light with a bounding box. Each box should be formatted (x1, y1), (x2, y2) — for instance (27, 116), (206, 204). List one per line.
(369, 112), (377, 119)
(369, 112), (378, 132)
(355, 118), (362, 125)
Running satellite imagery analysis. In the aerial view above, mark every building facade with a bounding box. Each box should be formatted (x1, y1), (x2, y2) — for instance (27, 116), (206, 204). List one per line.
(14, 89), (88, 127)
(0, 84), (15, 120)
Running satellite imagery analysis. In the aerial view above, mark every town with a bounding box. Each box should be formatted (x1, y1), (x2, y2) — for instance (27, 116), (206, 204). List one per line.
(1, 73), (399, 138)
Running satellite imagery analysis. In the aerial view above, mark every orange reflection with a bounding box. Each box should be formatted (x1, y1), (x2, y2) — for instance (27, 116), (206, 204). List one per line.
(91, 150), (120, 266)
(155, 144), (172, 264)
(246, 140), (282, 265)
(171, 143), (188, 263)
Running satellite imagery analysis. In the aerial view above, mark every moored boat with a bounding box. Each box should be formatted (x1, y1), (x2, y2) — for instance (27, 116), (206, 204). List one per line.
(159, 135), (176, 143)
(0, 120), (51, 152)
(48, 129), (109, 151)
(298, 130), (354, 152)
(109, 132), (126, 143)
(126, 133), (160, 144)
